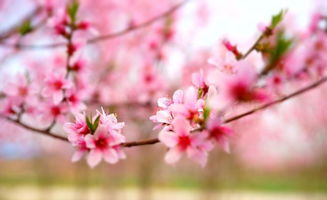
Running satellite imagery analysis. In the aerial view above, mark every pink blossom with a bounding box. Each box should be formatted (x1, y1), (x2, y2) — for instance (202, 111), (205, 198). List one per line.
(169, 87), (204, 122)
(2, 74), (37, 104)
(206, 118), (233, 153)
(42, 72), (71, 103)
(48, 8), (69, 36)
(97, 108), (125, 133)
(85, 124), (125, 168)
(66, 90), (86, 113)
(222, 39), (242, 59)
(159, 117), (213, 167)
(64, 112), (90, 144)
(41, 101), (68, 124)
(192, 71), (209, 96)
(224, 68), (269, 103)
(0, 98), (21, 117)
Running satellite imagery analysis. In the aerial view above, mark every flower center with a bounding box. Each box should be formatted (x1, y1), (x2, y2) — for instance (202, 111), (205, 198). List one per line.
(178, 135), (191, 150)
(18, 87), (28, 96)
(53, 80), (64, 90)
(230, 82), (254, 102)
(50, 106), (61, 116)
(95, 137), (108, 150)
(210, 127), (224, 141)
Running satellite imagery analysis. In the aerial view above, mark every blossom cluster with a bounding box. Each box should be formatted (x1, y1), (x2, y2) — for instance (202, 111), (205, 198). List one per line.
(150, 72), (232, 167)
(64, 108), (126, 168)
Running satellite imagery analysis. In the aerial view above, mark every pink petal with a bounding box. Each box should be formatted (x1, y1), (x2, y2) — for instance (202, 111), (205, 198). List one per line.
(156, 110), (172, 124)
(187, 148), (208, 168)
(102, 149), (119, 164)
(169, 104), (188, 116)
(165, 147), (182, 164)
(218, 138), (231, 153)
(184, 87), (198, 107)
(159, 131), (178, 148)
(67, 132), (80, 144)
(72, 150), (85, 162)
(63, 123), (76, 135)
(87, 149), (102, 168)
(41, 87), (51, 97)
(84, 134), (95, 148)
(94, 124), (107, 138)
(110, 132), (126, 145)
(172, 90), (183, 104)
(172, 117), (190, 136)
(192, 72), (204, 88)
(157, 97), (171, 108)
(53, 91), (64, 104)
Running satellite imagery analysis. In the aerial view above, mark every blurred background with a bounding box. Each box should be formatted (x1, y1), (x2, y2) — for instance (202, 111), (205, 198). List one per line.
(1, 0), (327, 199)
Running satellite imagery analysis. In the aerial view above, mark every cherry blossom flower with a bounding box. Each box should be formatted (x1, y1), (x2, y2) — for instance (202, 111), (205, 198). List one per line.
(42, 72), (72, 104)
(48, 8), (69, 36)
(0, 98), (21, 117)
(192, 71), (209, 96)
(64, 112), (90, 144)
(41, 101), (68, 124)
(206, 118), (233, 153)
(159, 117), (213, 167)
(2, 74), (37, 104)
(224, 68), (269, 103)
(169, 87), (205, 122)
(64, 109), (125, 168)
(85, 124), (125, 168)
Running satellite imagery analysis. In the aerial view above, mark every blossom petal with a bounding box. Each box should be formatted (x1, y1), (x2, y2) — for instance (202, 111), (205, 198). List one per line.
(72, 150), (85, 162)
(159, 131), (178, 148)
(84, 134), (95, 148)
(87, 149), (102, 168)
(187, 148), (208, 168)
(172, 117), (190, 136)
(172, 90), (183, 104)
(165, 147), (182, 164)
(103, 149), (118, 164)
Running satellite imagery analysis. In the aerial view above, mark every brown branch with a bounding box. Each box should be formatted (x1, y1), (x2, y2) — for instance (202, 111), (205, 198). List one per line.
(241, 34), (265, 59)
(3, 117), (68, 142)
(2, 75), (327, 147)
(122, 75), (327, 147)
(224, 76), (327, 123)
(0, 0), (190, 50)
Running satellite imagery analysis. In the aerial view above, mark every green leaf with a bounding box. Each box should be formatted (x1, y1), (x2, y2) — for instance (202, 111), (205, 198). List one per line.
(85, 115), (94, 133)
(67, 0), (79, 24)
(92, 115), (101, 133)
(19, 20), (33, 35)
(270, 10), (286, 29)
(270, 31), (293, 64)
(198, 88), (203, 98)
(261, 31), (293, 76)
(203, 107), (211, 122)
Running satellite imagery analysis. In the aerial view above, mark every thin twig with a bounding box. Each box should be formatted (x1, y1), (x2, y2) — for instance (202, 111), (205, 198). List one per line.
(241, 34), (264, 59)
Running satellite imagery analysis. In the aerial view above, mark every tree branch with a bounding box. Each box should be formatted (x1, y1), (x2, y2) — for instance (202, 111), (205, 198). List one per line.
(2, 76), (327, 147)
(0, 0), (190, 50)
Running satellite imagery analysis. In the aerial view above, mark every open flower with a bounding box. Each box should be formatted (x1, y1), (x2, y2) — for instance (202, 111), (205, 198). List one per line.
(65, 109), (126, 168)
(64, 112), (90, 145)
(85, 124), (125, 168)
(206, 118), (233, 153)
(159, 117), (213, 167)
(42, 72), (72, 103)
(224, 67), (269, 103)
(169, 87), (204, 122)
